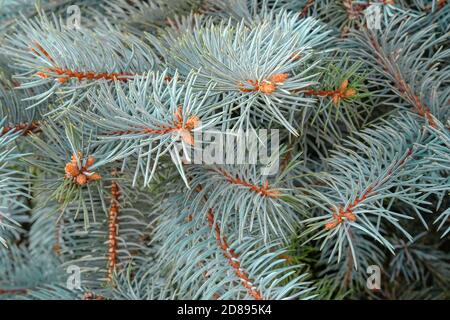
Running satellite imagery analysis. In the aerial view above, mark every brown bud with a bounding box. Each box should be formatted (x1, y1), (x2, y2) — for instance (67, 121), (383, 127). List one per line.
(332, 95), (340, 105)
(87, 172), (102, 182)
(86, 156), (95, 168)
(186, 115), (200, 130)
(269, 73), (289, 84)
(65, 163), (79, 177)
(259, 81), (276, 94)
(36, 71), (49, 79)
(344, 88), (356, 97)
(76, 174), (87, 185)
(325, 221), (338, 230)
(339, 79), (349, 92)
(179, 129), (195, 145)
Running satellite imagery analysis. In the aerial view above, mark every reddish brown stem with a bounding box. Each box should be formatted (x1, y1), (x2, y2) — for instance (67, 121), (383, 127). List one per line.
(367, 32), (437, 128)
(37, 67), (133, 83)
(1, 121), (41, 136)
(32, 42), (134, 83)
(299, 0), (315, 18)
(0, 288), (27, 295)
(207, 209), (263, 300)
(215, 168), (280, 198)
(107, 180), (120, 282)
(82, 292), (106, 300)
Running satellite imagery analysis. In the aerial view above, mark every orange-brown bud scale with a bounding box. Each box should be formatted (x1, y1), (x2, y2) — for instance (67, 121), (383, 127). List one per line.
(86, 156), (95, 167)
(303, 79), (357, 105)
(76, 174), (87, 186)
(259, 81), (276, 94)
(88, 173), (102, 181)
(238, 73), (288, 94)
(64, 153), (102, 186)
(65, 163), (80, 177)
(109, 108), (201, 145)
(172, 107), (201, 145)
(324, 185), (377, 230)
(270, 73), (289, 84)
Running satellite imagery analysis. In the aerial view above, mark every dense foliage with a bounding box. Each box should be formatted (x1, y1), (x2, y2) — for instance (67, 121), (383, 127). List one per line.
(0, 0), (449, 300)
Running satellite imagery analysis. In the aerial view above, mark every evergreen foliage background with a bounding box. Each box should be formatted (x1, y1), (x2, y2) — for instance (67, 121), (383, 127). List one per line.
(0, 0), (449, 300)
